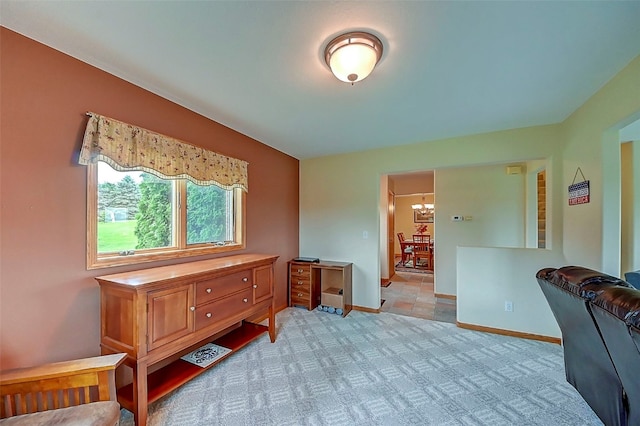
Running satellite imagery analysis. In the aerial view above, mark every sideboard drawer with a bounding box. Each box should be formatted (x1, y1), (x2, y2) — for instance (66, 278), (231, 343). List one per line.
(195, 270), (252, 304)
(195, 288), (253, 331)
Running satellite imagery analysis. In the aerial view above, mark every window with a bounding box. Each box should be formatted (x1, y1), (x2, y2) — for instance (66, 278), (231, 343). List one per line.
(79, 112), (248, 269)
(87, 161), (245, 269)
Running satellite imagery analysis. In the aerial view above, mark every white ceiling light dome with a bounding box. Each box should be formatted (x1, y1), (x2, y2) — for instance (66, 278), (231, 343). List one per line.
(324, 31), (383, 84)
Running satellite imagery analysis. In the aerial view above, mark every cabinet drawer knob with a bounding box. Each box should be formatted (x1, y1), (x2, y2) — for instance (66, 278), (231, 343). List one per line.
(243, 298), (248, 303)
(190, 306), (195, 312)
(297, 269), (303, 273)
(298, 281), (303, 285)
(242, 277), (249, 282)
(206, 312), (212, 318)
(253, 284), (258, 288)
(297, 293), (303, 297)
(206, 288), (212, 293)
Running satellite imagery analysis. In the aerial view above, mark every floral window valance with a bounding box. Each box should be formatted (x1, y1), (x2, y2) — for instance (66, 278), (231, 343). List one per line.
(79, 112), (248, 191)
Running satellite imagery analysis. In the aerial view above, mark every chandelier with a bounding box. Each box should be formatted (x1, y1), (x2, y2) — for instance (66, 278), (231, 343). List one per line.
(412, 196), (434, 214)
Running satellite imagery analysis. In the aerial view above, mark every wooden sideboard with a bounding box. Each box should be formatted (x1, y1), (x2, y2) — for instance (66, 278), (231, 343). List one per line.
(95, 254), (278, 426)
(288, 260), (352, 317)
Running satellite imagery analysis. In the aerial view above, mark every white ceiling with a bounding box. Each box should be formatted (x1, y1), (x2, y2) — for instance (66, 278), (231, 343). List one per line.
(2, 1), (640, 160)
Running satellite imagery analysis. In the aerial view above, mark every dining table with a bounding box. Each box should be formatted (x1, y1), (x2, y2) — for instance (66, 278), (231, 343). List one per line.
(399, 239), (434, 269)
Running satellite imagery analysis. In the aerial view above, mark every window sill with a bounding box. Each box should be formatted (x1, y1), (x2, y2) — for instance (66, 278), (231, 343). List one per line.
(87, 243), (245, 270)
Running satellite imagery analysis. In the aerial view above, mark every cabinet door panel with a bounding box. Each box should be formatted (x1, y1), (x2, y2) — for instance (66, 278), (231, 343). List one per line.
(147, 284), (193, 351)
(253, 265), (273, 304)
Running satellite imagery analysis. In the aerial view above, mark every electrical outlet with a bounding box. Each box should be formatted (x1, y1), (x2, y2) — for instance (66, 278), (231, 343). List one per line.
(504, 301), (513, 312)
(362, 231), (368, 239)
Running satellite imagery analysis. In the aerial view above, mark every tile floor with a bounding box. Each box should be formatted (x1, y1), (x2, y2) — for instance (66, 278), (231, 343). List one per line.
(381, 268), (457, 324)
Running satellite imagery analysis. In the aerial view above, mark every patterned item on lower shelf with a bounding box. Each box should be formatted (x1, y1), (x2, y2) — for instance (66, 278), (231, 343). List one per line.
(180, 343), (231, 368)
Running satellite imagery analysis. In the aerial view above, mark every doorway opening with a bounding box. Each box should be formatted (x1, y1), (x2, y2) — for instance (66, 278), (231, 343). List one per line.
(379, 171), (455, 322)
(603, 115), (640, 276)
(386, 171), (436, 277)
(620, 140), (638, 276)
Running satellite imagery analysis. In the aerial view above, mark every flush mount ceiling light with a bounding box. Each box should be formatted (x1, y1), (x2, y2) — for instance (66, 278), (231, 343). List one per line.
(324, 31), (383, 84)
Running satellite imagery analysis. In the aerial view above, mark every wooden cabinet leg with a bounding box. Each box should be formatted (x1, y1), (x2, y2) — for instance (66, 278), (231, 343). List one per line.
(132, 362), (148, 426)
(268, 303), (276, 343)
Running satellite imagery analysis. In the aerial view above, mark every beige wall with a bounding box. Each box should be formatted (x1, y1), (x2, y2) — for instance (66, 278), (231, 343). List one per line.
(301, 56), (640, 338)
(457, 247), (562, 337)
(0, 29), (300, 369)
(435, 164), (527, 295)
(563, 55), (640, 275)
(301, 124), (564, 310)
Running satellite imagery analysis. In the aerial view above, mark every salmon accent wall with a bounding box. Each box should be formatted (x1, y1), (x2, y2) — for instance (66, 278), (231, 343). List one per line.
(0, 28), (299, 369)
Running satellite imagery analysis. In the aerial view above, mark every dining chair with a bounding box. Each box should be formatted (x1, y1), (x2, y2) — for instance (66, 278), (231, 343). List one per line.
(412, 234), (432, 269)
(397, 233), (412, 265)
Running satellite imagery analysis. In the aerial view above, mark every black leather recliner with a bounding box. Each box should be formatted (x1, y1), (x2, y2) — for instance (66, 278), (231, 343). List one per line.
(630, 312), (640, 374)
(536, 266), (630, 426)
(590, 286), (640, 425)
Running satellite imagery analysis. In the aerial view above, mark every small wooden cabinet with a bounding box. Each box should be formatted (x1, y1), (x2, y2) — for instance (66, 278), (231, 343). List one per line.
(96, 254), (278, 426)
(288, 262), (320, 311)
(288, 260), (352, 317)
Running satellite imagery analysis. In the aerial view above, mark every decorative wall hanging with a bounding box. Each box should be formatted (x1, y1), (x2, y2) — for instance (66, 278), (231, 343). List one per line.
(414, 210), (434, 223)
(568, 167), (590, 205)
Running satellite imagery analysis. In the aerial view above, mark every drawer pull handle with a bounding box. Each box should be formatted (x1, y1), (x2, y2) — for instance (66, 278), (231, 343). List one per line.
(253, 284), (258, 288)
(242, 277), (249, 282)
(243, 298), (248, 303)
(206, 312), (212, 318)
(298, 293), (304, 297)
(206, 288), (212, 293)
(298, 281), (303, 285)
(190, 306), (195, 312)
(297, 269), (303, 273)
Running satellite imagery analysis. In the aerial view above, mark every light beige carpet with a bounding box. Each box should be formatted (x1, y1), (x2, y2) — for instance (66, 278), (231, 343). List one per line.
(120, 308), (601, 425)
